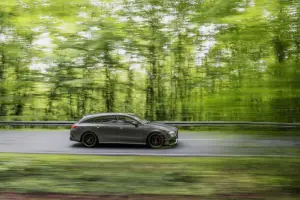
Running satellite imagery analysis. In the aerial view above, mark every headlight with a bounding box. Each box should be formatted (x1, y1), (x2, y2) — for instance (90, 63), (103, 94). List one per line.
(168, 131), (176, 137)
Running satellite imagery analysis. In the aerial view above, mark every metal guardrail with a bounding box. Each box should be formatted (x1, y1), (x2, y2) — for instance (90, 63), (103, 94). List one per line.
(158, 121), (300, 128)
(0, 121), (75, 126)
(0, 121), (300, 128)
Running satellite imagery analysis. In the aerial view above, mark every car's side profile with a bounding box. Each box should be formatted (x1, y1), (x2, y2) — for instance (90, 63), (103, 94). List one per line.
(70, 113), (178, 148)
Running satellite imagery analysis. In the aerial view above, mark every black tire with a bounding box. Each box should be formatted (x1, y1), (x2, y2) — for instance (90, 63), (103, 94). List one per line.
(82, 132), (98, 148)
(147, 133), (164, 149)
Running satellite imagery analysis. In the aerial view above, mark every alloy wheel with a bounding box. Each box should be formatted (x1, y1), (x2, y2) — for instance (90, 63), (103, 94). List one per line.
(83, 133), (97, 148)
(149, 134), (163, 148)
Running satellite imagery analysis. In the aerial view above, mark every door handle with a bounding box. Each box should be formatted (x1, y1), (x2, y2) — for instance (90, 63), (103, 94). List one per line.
(95, 125), (100, 128)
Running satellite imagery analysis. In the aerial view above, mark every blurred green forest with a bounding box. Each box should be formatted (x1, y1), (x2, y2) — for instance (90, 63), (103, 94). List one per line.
(0, 0), (299, 122)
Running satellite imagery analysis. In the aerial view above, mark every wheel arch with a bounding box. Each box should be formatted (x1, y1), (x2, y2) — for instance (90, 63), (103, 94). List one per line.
(80, 131), (98, 142)
(146, 131), (165, 144)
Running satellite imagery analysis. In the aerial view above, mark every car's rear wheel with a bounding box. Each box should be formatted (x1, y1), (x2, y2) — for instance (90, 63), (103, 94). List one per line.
(82, 132), (98, 148)
(147, 133), (164, 148)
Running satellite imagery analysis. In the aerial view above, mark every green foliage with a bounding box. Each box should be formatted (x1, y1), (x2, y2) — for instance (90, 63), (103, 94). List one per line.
(0, 0), (299, 122)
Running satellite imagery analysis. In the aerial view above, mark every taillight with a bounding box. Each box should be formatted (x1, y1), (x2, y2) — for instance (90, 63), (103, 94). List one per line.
(71, 125), (77, 129)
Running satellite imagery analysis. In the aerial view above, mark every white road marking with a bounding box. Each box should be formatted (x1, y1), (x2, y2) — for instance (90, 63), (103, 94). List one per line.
(180, 138), (222, 141)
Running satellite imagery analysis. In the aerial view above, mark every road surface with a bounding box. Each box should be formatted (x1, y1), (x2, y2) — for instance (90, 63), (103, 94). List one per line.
(0, 130), (300, 157)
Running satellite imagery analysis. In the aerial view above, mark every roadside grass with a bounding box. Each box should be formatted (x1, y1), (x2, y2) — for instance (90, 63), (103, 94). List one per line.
(231, 146), (300, 156)
(0, 153), (300, 199)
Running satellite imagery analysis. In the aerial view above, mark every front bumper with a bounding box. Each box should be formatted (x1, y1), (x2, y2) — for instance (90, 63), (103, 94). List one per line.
(165, 130), (178, 145)
(167, 138), (178, 145)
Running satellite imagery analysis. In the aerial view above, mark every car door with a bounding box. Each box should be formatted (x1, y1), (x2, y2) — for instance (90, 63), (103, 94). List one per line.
(85, 115), (118, 143)
(116, 115), (144, 144)
(94, 115), (118, 143)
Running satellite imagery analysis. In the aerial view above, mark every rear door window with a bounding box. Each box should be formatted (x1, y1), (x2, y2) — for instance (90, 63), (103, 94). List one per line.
(102, 116), (116, 123)
(117, 116), (135, 124)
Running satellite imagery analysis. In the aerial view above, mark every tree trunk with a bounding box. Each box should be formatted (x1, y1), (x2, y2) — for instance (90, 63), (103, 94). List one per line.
(14, 64), (24, 116)
(146, 44), (156, 120)
(125, 67), (134, 112)
(0, 50), (7, 116)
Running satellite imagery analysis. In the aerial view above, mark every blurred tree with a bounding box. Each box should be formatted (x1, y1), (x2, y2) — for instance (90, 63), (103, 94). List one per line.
(0, 0), (299, 122)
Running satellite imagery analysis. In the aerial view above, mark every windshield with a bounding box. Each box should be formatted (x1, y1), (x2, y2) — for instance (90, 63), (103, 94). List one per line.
(128, 114), (150, 124)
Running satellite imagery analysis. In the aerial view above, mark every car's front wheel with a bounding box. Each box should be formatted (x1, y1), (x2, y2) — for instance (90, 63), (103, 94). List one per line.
(147, 133), (164, 148)
(82, 132), (98, 148)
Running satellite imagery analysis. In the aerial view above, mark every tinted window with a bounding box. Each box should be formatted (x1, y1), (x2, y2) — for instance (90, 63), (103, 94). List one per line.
(117, 116), (135, 124)
(80, 115), (116, 123)
(81, 116), (102, 123)
(102, 116), (116, 123)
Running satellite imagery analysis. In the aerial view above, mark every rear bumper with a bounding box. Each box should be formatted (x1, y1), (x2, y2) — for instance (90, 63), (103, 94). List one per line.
(70, 132), (80, 142)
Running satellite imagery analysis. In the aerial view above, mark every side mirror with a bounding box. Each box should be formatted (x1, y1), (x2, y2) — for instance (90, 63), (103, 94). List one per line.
(132, 121), (138, 127)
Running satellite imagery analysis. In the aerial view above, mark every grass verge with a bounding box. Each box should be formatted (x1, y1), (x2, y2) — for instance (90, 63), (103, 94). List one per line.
(0, 153), (300, 198)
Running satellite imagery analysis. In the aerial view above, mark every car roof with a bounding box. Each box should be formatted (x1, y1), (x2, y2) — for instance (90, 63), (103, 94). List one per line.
(82, 112), (135, 119)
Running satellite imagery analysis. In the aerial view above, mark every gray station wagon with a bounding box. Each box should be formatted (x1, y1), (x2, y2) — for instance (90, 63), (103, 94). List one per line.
(70, 113), (178, 148)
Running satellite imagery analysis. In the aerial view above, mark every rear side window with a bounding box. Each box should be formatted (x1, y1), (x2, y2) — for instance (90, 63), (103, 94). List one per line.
(81, 116), (103, 123)
(80, 115), (116, 123)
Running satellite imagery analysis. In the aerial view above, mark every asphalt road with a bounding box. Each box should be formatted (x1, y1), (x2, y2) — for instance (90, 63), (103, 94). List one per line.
(0, 130), (300, 157)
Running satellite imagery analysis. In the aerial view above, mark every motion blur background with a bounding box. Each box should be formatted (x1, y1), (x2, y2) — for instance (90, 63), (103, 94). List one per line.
(1, 1), (300, 200)
(0, 0), (299, 122)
